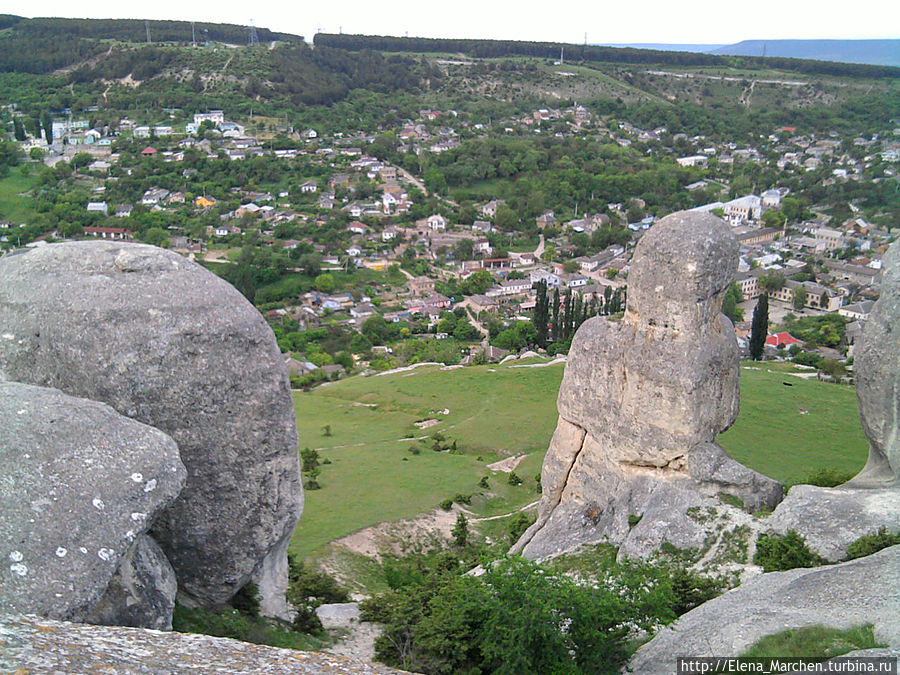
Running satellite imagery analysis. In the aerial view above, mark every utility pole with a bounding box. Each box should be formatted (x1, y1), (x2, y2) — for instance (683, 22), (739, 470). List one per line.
(192, 21), (196, 47)
(145, 20), (151, 44)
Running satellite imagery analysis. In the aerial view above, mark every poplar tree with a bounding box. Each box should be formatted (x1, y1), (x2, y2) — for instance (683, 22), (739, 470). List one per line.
(749, 293), (769, 360)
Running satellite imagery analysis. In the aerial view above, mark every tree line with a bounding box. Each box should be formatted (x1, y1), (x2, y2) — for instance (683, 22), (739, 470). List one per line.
(316, 33), (900, 79)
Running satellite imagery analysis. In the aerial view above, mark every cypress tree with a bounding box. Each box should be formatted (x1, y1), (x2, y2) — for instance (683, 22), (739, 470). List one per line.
(550, 288), (560, 342)
(749, 293), (769, 360)
(533, 280), (549, 347)
(13, 118), (25, 142)
(42, 112), (53, 144)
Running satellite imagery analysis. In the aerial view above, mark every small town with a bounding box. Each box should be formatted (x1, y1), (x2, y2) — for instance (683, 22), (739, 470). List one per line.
(3, 98), (896, 384)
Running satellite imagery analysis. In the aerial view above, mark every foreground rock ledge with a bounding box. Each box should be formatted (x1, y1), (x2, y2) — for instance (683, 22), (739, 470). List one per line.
(0, 242), (302, 615)
(0, 615), (411, 675)
(629, 545), (900, 675)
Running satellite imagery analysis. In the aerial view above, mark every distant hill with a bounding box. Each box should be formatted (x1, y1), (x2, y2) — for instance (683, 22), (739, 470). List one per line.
(711, 40), (900, 67)
(602, 39), (900, 67)
(602, 43), (725, 53)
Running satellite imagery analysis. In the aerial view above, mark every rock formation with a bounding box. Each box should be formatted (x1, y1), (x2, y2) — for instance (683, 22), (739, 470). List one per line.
(512, 211), (783, 560)
(764, 238), (900, 559)
(0, 381), (185, 625)
(629, 544), (900, 674)
(0, 614), (409, 675)
(0, 241), (303, 617)
(852, 238), (900, 488)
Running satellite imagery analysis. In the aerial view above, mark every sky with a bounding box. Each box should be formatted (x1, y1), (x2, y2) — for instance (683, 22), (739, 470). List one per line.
(12, 0), (900, 44)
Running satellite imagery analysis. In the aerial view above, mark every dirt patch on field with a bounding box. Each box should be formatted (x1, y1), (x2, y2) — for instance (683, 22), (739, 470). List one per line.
(330, 507), (461, 561)
(486, 454), (527, 473)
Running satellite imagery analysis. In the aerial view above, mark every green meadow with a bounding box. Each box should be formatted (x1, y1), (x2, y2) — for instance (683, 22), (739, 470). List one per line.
(290, 360), (868, 561)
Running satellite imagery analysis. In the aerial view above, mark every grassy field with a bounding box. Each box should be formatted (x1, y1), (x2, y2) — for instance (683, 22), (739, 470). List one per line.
(0, 169), (39, 224)
(290, 360), (868, 561)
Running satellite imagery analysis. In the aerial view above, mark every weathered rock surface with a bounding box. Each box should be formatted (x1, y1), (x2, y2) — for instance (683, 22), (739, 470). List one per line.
(0, 381), (184, 624)
(513, 212), (782, 559)
(629, 545), (900, 674)
(853, 237), (900, 488)
(0, 614), (411, 674)
(0, 242), (303, 612)
(85, 534), (178, 631)
(766, 485), (900, 561)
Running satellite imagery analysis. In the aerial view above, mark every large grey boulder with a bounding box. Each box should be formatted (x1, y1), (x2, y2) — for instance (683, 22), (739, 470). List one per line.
(85, 534), (178, 631)
(0, 381), (184, 624)
(852, 237), (900, 487)
(766, 485), (900, 561)
(0, 242), (303, 612)
(629, 545), (900, 674)
(0, 614), (410, 675)
(513, 212), (782, 559)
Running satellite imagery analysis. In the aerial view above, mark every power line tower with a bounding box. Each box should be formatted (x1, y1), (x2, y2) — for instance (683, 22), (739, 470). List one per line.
(145, 20), (151, 44)
(248, 19), (259, 46)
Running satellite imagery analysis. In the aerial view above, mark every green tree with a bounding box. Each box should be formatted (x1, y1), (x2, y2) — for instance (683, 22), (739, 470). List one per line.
(533, 280), (549, 347)
(762, 209), (786, 228)
(451, 512), (469, 547)
(721, 283), (744, 323)
(792, 286), (808, 310)
(749, 293), (769, 361)
(494, 204), (518, 230)
(42, 112), (53, 144)
(13, 118), (25, 142)
(314, 273), (335, 293)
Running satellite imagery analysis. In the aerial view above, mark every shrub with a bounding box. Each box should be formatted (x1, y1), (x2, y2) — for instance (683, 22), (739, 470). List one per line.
(453, 493), (472, 505)
(292, 604), (324, 635)
(287, 555), (349, 606)
(408, 445), (421, 455)
(508, 511), (536, 543)
(844, 528), (900, 561)
(507, 471), (523, 486)
(754, 531), (827, 572)
(439, 498), (454, 511)
(665, 567), (724, 615)
(627, 514), (642, 528)
(802, 467), (855, 488)
(478, 475), (490, 488)
(231, 581), (260, 618)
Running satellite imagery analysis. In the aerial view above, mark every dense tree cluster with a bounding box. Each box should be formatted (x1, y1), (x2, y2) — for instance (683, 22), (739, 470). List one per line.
(316, 33), (900, 79)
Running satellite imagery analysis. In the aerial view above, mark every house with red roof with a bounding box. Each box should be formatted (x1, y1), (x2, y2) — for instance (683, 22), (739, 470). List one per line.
(766, 332), (802, 348)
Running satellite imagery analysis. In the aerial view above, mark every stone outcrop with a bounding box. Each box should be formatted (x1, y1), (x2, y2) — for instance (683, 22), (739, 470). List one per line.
(0, 381), (185, 624)
(766, 485), (900, 561)
(85, 534), (179, 631)
(764, 238), (900, 559)
(0, 242), (303, 614)
(851, 237), (900, 488)
(0, 614), (410, 675)
(629, 545), (900, 674)
(512, 211), (782, 560)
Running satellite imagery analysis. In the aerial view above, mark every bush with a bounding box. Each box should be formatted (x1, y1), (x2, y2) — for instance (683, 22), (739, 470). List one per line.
(292, 603), (324, 635)
(508, 511), (536, 543)
(754, 531), (827, 572)
(231, 581), (260, 618)
(802, 467), (856, 487)
(365, 556), (672, 675)
(479, 475), (490, 488)
(287, 555), (349, 606)
(665, 567), (724, 615)
(507, 471), (523, 486)
(844, 528), (900, 561)
(627, 514), (642, 528)
(439, 498), (454, 511)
